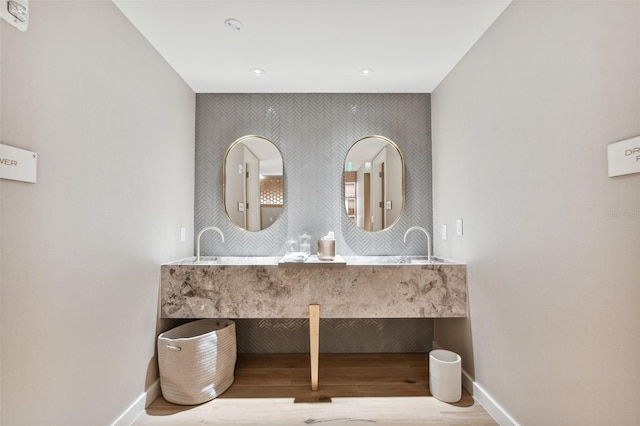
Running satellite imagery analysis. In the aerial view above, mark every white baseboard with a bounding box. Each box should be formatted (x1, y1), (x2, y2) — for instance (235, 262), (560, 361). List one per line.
(461, 368), (474, 394)
(110, 380), (161, 426)
(463, 369), (519, 426)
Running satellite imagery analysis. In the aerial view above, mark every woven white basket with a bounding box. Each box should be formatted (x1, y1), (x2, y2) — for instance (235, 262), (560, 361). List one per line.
(158, 319), (237, 405)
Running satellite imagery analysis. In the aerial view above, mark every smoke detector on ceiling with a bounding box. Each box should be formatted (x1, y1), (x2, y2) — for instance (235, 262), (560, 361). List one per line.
(1, 0), (28, 31)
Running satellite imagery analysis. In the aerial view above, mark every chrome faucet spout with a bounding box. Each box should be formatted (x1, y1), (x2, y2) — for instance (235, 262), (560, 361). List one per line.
(403, 226), (432, 261)
(196, 226), (225, 263)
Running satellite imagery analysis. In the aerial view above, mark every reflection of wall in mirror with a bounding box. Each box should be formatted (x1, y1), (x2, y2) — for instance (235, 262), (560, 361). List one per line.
(261, 206), (282, 229)
(344, 172), (357, 224)
(260, 177), (283, 230)
(225, 145), (245, 227)
(260, 178), (283, 204)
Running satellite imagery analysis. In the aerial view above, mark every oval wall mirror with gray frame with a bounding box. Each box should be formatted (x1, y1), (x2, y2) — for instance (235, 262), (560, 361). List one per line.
(344, 135), (405, 232)
(223, 135), (284, 231)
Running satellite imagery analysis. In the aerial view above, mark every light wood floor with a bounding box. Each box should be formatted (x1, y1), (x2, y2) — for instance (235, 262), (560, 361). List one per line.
(134, 353), (497, 425)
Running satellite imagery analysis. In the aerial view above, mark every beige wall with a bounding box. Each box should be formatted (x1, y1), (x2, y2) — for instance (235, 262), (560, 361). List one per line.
(0, 2), (194, 425)
(0, 18), (3, 423)
(432, 1), (639, 424)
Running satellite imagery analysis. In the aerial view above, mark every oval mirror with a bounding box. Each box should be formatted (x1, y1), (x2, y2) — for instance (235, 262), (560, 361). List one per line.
(224, 135), (284, 231)
(344, 135), (404, 231)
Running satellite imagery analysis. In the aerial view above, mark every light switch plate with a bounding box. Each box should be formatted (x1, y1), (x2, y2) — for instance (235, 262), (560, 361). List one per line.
(456, 218), (463, 236)
(441, 224), (447, 240)
(180, 226), (186, 242)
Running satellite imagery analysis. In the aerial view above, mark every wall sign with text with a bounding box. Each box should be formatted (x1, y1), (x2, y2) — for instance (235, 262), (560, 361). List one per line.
(0, 143), (38, 183)
(608, 136), (640, 177)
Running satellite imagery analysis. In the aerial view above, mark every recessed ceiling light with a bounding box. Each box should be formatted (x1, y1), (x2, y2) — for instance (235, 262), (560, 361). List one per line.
(360, 68), (374, 76)
(250, 68), (265, 76)
(224, 18), (243, 31)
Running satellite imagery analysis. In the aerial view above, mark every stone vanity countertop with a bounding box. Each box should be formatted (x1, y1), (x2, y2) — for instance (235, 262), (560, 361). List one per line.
(161, 255), (467, 319)
(164, 255), (464, 266)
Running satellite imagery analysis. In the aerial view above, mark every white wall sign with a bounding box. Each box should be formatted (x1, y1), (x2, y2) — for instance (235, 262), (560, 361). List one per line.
(608, 136), (640, 177)
(0, 143), (37, 183)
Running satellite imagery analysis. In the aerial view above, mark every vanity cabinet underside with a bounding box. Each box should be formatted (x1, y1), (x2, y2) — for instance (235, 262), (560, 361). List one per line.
(161, 263), (467, 319)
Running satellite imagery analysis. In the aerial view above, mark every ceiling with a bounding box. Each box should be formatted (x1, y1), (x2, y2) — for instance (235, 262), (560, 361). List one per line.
(113, 0), (511, 93)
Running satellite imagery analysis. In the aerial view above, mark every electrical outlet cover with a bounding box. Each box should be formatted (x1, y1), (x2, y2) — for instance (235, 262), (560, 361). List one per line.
(1, 0), (29, 32)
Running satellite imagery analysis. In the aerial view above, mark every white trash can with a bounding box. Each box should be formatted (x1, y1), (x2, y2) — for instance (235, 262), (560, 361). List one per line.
(429, 349), (462, 403)
(158, 319), (237, 405)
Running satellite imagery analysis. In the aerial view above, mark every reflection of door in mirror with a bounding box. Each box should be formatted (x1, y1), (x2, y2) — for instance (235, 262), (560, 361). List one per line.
(371, 162), (384, 231)
(381, 163), (386, 229)
(244, 147), (260, 231)
(384, 146), (403, 226)
(363, 173), (371, 231)
(371, 147), (388, 231)
(225, 143), (245, 227)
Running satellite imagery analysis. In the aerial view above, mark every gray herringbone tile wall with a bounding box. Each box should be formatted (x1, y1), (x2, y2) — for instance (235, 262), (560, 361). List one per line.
(195, 93), (433, 353)
(236, 318), (433, 354)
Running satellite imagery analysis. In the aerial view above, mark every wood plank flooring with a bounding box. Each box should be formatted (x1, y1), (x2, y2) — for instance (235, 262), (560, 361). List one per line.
(134, 353), (497, 425)
(226, 353), (430, 400)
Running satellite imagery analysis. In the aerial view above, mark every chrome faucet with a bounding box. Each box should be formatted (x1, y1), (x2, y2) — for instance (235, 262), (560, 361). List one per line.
(403, 226), (432, 262)
(196, 226), (225, 263)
